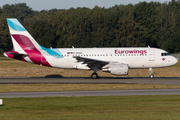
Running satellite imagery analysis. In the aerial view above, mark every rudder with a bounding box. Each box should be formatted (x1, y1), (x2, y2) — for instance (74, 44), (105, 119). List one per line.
(7, 18), (41, 51)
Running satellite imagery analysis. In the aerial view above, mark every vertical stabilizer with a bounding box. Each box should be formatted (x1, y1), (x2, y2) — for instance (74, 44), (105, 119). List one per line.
(7, 18), (41, 51)
(5, 18), (52, 67)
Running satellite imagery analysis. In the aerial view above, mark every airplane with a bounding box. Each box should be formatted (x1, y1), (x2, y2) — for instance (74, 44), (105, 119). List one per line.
(4, 18), (178, 79)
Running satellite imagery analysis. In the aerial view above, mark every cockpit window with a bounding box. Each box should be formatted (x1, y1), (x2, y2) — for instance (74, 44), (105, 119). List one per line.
(161, 53), (170, 56)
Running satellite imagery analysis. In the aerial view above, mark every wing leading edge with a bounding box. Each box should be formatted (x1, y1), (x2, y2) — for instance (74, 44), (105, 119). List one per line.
(73, 56), (110, 68)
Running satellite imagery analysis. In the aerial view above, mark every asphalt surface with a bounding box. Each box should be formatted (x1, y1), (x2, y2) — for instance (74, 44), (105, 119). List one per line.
(1, 89), (180, 98)
(0, 77), (180, 85)
(0, 77), (180, 98)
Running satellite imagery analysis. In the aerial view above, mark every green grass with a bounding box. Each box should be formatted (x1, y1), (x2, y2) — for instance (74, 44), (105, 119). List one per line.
(0, 57), (15, 61)
(1, 95), (180, 120)
(1, 84), (180, 93)
(0, 58), (179, 119)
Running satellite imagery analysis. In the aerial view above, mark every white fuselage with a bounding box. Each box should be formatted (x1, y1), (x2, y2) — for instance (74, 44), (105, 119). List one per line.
(34, 47), (177, 70)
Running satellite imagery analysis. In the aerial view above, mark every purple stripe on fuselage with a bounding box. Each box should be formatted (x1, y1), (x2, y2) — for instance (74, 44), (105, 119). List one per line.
(12, 34), (51, 67)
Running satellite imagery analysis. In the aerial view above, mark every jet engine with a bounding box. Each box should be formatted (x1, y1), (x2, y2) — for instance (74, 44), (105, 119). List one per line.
(102, 64), (128, 75)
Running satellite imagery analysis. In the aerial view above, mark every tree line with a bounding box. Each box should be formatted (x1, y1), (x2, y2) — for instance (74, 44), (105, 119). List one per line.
(0, 0), (180, 55)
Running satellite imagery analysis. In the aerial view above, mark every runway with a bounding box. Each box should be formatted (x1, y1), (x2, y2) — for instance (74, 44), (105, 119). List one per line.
(0, 77), (180, 85)
(0, 77), (180, 98)
(1, 89), (180, 98)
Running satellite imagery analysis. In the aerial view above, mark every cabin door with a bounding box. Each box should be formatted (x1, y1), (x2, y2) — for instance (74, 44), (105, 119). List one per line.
(149, 49), (155, 61)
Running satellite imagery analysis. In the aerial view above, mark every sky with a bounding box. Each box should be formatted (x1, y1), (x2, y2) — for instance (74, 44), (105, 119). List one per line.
(0, 0), (172, 11)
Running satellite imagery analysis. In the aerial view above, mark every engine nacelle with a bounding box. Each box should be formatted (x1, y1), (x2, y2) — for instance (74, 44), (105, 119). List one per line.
(102, 64), (128, 75)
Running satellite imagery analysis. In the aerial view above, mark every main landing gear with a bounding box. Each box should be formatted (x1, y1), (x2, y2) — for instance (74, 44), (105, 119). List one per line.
(91, 73), (98, 79)
(149, 68), (154, 78)
(91, 68), (100, 79)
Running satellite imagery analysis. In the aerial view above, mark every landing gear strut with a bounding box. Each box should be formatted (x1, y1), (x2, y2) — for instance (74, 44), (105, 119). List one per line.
(149, 68), (154, 78)
(91, 67), (100, 79)
(91, 73), (98, 79)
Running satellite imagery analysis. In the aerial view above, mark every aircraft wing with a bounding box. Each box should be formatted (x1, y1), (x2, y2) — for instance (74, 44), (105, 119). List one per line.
(73, 56), (130, 69)
(73, 56), (109, 67)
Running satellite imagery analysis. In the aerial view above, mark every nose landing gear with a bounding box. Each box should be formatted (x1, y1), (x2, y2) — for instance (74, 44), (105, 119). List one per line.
(149, 68), (154, 78)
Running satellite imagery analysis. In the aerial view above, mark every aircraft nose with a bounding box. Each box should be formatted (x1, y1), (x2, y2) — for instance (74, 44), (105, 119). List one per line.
(171, 57), (178, 65)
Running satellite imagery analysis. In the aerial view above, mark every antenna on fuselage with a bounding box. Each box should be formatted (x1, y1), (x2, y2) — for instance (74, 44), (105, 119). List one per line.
(148, 45), (150, 48)
(72, 46), (74, 49)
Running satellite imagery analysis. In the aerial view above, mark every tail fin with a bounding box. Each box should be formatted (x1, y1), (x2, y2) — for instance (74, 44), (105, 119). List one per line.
(5, 18), (52, 67)
(7, 18), (41, 51)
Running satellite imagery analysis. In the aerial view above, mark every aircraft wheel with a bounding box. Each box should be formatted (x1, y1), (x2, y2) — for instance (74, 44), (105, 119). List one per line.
(91, 73), (98, 79)
(149, 74), (154, 78)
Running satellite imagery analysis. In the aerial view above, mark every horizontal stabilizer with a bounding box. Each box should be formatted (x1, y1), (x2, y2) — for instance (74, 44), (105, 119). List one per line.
(5, 51), (28, 56)
(4, 51), (28, 61)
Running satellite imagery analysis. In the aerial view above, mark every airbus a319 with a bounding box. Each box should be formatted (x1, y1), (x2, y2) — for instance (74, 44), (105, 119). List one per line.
(4, 18), (178, 79)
